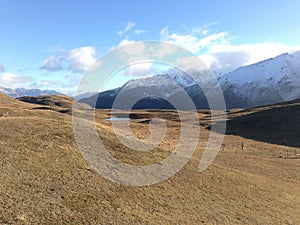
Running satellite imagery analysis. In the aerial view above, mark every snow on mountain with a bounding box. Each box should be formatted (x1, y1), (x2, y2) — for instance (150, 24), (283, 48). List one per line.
(122, 68), (213, 89)
(218, 52), (300, 107)
(118, 51), (300, 107)
(80, 51), (300, 109)
(121, 68), (213, 100)
(122, 74), (184, 99)
(0, 86), (60, 98)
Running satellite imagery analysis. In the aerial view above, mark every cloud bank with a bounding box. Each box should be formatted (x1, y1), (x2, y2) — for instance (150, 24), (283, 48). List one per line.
(160, 26), (300, 74)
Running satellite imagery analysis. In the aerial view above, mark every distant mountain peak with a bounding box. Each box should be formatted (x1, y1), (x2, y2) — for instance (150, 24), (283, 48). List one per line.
(0, 86), (60, 98)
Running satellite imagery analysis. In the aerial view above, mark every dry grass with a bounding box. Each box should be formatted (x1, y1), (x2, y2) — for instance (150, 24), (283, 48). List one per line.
(0, 94), (300, 224)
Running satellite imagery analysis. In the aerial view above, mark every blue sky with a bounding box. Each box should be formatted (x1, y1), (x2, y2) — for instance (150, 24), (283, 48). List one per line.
(1, 0), (300, 94)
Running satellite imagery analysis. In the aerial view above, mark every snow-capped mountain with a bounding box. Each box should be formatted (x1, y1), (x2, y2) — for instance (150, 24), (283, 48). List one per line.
(0, 86), (60, 98)
(219, 52), (300, 108)
(122, 68), (211, 90)
(80, 51), (300, 109)
(79, 69), (211, 109)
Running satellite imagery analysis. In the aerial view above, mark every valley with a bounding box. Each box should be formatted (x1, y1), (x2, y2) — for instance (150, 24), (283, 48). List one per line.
(0, 94), (299, 224)
(2, 1), (300, 224)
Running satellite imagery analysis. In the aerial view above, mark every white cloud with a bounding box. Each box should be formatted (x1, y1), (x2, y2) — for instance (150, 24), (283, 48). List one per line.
(40, 46), (97, 73)
(123, 62), (153, 76)
(117, 37), (136, 47)
(159, 26), (300, 74)
(117, 39), (180, 61)
(117, 21), (136, 36)
(88, 59), (102, 73)
(200, 42), (300, 74)
(40, 56), (64, 71)
(190, 22), (218, 35)
(160, 25), (169, 40)
(0, 72), (33, 86)
(202, 29), (209, 35)
(151, 42), (178, 58)
(116, 39), (147, 63)
(176, 57), (208, 72)
(134, 29), (147, 35)
(160, 25), (228, 54)
(67, 46), (97, 73)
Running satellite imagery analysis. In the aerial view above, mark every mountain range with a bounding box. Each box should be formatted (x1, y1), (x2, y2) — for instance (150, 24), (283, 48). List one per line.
(1, 52), (299, 109)
(80, 51), (300, 109)
(0, 86), (60, 98)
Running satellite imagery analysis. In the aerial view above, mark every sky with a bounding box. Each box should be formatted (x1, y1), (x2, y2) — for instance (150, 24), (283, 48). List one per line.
(1, 0), (300, 95)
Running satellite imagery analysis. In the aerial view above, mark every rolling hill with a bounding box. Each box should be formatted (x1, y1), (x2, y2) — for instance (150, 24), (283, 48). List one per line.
(0, 94), (299, 224)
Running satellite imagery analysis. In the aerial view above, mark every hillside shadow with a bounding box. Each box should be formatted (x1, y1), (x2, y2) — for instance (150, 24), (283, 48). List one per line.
(211, 104), (300, 148)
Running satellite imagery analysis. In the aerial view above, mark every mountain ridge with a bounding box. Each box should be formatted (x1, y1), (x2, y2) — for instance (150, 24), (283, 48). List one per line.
(80, 51), (300, 109)
(0, 86), (60, 98)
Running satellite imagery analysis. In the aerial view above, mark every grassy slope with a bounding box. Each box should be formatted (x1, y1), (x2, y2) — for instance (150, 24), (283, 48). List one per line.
(0, 95), (300, 224)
